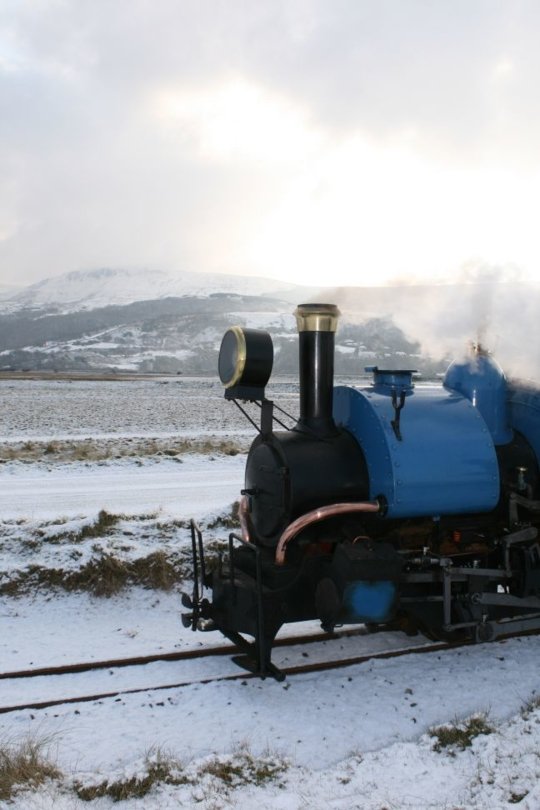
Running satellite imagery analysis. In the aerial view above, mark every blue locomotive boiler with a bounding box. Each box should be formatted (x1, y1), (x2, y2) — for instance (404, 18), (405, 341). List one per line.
(183, 304), (540, 678)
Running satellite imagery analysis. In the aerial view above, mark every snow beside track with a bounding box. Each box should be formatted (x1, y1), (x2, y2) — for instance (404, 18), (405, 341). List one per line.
(0, 455), (244, 520)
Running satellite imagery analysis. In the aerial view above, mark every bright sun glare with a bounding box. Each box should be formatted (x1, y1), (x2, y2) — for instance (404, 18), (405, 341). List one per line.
(154, 77), (540, 288)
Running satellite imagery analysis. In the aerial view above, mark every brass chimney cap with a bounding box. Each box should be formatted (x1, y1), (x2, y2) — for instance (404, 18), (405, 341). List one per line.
(294, 303), (340, 333)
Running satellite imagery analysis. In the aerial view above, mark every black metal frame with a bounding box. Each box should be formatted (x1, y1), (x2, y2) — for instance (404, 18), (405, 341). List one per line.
(399, 526), (540, 641)
(219, 531), (284, 680)
(186, 519), (284, 680)
(188, 519), (207, 630)
(185, 518), (540, 678)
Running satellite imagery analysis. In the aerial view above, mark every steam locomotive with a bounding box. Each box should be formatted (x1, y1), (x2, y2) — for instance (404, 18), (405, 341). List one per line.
(183, 303), (540, 679)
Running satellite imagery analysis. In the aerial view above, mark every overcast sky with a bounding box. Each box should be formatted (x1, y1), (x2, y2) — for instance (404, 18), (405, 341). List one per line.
(1, 0), (540, 288)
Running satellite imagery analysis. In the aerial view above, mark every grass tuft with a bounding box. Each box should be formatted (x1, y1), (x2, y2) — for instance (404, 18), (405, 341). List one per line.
(0, 550), (188, 597)
(207, 502), (240, 530)
(75, 748), (286, 802)
(0, 738), (61, 801)
(75, 749), (188, 802)
(0, 740), (287, 803)
(521, 693), (540, 720)
(130, 550), (179, 590)
(78, 510), (120, 539)
(430, 714), (494, 753)
(198, 749), (288, 788)
(33, 510), (121, 545)
(81, 553), (131, 596)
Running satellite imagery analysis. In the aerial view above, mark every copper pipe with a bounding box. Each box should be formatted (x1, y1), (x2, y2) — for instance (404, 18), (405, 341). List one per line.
(275, 501), (380, 565)
(238, 495), (252, 543)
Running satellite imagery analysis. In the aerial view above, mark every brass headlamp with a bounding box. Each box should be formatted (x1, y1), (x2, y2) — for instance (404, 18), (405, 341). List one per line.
(218, 326), (273, 400)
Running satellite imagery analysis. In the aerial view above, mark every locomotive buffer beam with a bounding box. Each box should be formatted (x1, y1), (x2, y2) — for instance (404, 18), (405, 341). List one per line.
(211, 532), (287, 681)
(183, 522), (290, 680)
(223, 531), (284, 680)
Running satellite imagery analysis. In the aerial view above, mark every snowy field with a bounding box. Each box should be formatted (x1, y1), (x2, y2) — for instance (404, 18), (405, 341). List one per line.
(1, 378), (540, 808)
(0, 377), (231, 440)
(0, 376), (300, 440)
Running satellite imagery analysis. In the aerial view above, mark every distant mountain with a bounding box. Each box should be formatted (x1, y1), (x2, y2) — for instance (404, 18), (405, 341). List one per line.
(0, 291), (432, 376)
(0, 282), (22, 300)
(0, 267), (305, 313)
(1, 269), (538, 381)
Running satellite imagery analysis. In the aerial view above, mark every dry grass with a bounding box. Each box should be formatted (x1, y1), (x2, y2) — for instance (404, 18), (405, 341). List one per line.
(30, 511), (180, 546)
(199, 749), (286, 787)
(207, 501), (240, 530)
(0, 506), (235, 597)
(0, 436), (246, 464)
(521, 693), (540, 720)
(75, 749), (188, 802)
(430, 714), (494, 753)
(0, 739), (287, 803)
(28, 509), (121, 546)
(75, 746), (287, 803)
(78, 509), (120, 539)
(0, 550), (189, 597)
(0, 738), (61, 801)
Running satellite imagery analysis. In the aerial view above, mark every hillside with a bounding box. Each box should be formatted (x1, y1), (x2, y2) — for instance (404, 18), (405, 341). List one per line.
(0, 267), (303, 313)
(1, 268), (539, 379)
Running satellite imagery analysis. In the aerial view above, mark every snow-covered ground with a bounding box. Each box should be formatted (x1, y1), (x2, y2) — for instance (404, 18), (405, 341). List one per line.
(0, 376), (299, 440)
(0, 377), (251, 439)
(0, 455), (243, 520)
(2, 379), (540, 808)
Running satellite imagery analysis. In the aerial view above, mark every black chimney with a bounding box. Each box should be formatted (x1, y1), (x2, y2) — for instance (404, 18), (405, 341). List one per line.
(294, 303), (340, 437)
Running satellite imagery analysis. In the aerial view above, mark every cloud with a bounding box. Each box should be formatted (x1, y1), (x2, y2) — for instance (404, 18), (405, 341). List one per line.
(150, 77), (324, 164)
(2, 0), (540, 285)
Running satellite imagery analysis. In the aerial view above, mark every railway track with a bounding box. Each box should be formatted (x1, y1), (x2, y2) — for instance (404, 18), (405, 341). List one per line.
(0, 629), (454, 715)
(0, 627), (362, 681)
(4, 613), (539, 718)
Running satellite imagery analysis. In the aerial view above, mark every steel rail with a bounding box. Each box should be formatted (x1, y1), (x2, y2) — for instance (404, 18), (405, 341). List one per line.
(0, 627), (368, 681)
(0, 639), (456, 716)
(4, 627), (537, 717)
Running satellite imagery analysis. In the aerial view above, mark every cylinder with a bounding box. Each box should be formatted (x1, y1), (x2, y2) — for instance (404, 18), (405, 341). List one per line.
(294, 303), (340, 437)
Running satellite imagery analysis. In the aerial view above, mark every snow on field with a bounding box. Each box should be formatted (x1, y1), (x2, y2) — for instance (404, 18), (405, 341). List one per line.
(2, 379), (540, 808)
(0, 377), (243, 440)
(1, 590), (188, 669)
(0, 377), (299, 440)
(0, 455), (244, 520)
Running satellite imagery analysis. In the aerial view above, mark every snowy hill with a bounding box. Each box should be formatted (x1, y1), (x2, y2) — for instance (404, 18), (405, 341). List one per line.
(1, 269), (539, 380)
(2, 267), (302, 313)
(0, 267), (429, 376)
(0, 293), (428, 376)
(0, 282), (22, 300)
